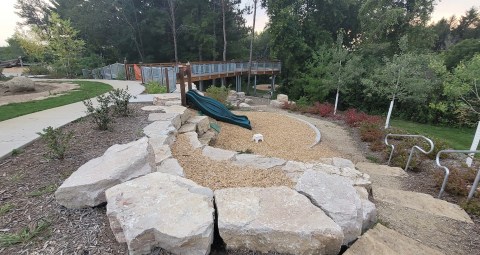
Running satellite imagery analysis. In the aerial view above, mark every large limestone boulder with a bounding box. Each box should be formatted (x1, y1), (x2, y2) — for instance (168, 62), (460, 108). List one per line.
(180, 132), (204, 149)
(343, 224), (445, 255)
(296, 170), (363, 244)
(55, 137), (154, 208)
(106, 172), (214, 255)
(215, 187), (344, 255)
(355, 187), (377, 232)
(156, 158), (185, 177)
(147, 113), (181, 129)
(5, 76), (35, 92)
(153, 93), (181, 106)
(276, 94), (289, 103)
(355, 162), (407, 177)
(143, 121), (177, 138)
(202, 146), (237, 161)
(282, 161), (314, 182)
(187, 116), (210, 135)
(232, 154), (286, 169)
(312, 163), (372, 190)
(269, 100), (284, 108)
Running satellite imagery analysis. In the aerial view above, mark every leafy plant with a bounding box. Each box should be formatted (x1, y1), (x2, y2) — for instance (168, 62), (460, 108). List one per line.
(0, 203), (13, 216)
(145, 81), (167, 94)
(37, 126), (74, 159)
(109, 88), (132, 116)
(461, 200), (480, 216)
(23, 65), (49, 75)
(310, 102), (334, 117)
(11, 148), (23, 156)
(0, 219), (50, 247)
(206, 85), (229, 104)
(83, 94), (113, 130)
(434, 167), (477, 196)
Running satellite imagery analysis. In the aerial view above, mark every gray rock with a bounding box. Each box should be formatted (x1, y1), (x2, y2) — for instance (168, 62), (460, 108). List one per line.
(55, 137), (154, 208)
(156, 158), (185, 177)
(143, 121), (177, 138)
(147, 113), (181, 129)
(180, 132), (204, 149)
(199, 130), (217, 146)
(296, 170), (363, 244)
(152, 93), (181, 106)
(232, 154), (286, 169)
(179, 123), (196, 134)
(188, 116), (210, 135)
(5, 76), (35, 92)
(106, 172), (214, 255)
(269, 100), (284, 108)
(141, 106), (166, 112)
(202, 146), (237, 161)
(152, 144), (172, 165)
(148, 135), (175, 148)
(281, 161), (314, 182)
(238, 103), (251, 108)
(215, 187), (344, 255)
(276, 94), (288, 103)
(355, 162), (407, 177)
(312, 163), (372, 190)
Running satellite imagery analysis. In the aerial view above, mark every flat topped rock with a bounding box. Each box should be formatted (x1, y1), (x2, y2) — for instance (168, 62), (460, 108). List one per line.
(281, 161), (314, 182)
(356, 162), (407, 177)
(141, 105), (166, 112)
(156, 158), (185, 177)
(179, 123), (196, 134)
(187, 116), (210, 135)
(343, 224), (445, 255)
(202, 146), (237, 161)
(296, 169), (364, 244)
(148, 113), (181, 129)
(232, 154), (286, 169)
(180, 132), (204, 149)
(374, 187), (473, 223)
(55, 137), (154, 208)
(215, 187), (344, 255)
(143, 121), (177, 138)
(312, 163), (371, 190)
(106, 172), (214, 255)
(153, 93), (181, 106)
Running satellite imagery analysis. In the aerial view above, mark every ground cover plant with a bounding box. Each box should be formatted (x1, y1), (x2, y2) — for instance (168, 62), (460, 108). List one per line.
(0, 81), (112, 121)
(144, 81), (167, 94)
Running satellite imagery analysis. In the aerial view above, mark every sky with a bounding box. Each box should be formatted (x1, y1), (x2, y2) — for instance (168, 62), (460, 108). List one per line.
(0, 0), (479, 47)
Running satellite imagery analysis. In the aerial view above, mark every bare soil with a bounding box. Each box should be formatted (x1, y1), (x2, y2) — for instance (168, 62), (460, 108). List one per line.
(0, 81), (79, 106)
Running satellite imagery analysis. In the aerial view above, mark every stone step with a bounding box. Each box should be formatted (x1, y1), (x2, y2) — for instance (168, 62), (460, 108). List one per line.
(187, 115), (210, 135)
(343, 224), (444, 255)
(374, 187), (473, 223)
(356, 162), (408, 177)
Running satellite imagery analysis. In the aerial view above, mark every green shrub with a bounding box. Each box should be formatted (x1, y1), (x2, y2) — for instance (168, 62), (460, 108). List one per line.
(206, 85), (228, 104)
(37, 126), (74, 159)
(461, 200), (480, 216)
(109, 88), (132, 116)
(116, 70), (126, 80)
(83, 94), (113, 130)
(23, 65), (49, 75)
(434, 167), (477, 196)
(145, 81), (167, 94)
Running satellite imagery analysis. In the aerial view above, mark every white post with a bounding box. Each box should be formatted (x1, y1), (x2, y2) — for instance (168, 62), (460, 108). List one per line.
(467, 121), (480, 167)
(334, 87), (340, 115)
(385, 98), (395, 129)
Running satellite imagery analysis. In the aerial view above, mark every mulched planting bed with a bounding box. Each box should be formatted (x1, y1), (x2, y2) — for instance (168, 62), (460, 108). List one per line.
(0, 104), (150, 254)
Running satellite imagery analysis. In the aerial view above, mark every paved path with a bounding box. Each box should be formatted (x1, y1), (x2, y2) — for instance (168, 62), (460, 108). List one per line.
(0, 79), (145, 159)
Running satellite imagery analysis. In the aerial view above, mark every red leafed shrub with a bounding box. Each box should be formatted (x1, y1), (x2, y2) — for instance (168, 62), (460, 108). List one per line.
(360, 123), (384, 143)
(344, 108), (381, 127)
(310, 102), (334, 117)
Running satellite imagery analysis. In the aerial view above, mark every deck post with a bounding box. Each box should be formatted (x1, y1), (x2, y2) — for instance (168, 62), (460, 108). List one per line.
(186, 63), (193, 91)
(178, 65), (186, 106)
(254, 75), (257, 96)
(165, 68), (170, 93)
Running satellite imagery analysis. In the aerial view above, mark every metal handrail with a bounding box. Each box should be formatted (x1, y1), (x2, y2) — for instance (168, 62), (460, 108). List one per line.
(385, 134), (435, 171)
(436, 150), (480, 201)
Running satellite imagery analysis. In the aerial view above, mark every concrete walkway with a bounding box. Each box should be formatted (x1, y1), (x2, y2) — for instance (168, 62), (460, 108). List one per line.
(0, 79), (145, 159)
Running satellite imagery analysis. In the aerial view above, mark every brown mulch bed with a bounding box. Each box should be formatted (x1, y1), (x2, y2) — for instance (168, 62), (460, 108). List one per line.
(0, 104), (150, 254)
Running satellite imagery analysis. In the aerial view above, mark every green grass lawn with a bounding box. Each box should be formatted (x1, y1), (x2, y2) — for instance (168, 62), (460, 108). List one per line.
(0, 81), (112, 121)
(391, 119), (476, 150)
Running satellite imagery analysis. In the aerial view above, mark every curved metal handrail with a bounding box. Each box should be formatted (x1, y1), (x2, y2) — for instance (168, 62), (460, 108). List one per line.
(385, 134), (435, 171)
(436, 150), (480, 202)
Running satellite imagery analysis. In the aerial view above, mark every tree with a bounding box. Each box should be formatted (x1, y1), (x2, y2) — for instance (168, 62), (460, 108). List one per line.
(15, 0), (51, 34)
(444, 39), (480, 70)
(445, 54), (480, 116)
(362, 36), (435, 128)
(17, 12), (85, 77)
(247, 0), (257, 95)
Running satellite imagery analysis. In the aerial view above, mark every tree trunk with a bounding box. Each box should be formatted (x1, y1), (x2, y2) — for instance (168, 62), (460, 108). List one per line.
(221, 0), (227, 86)
(334, 86), (340, 115)
(247, 0), (257, 96)
(385, 96), (395, 129)
(168, 0), (178, 63)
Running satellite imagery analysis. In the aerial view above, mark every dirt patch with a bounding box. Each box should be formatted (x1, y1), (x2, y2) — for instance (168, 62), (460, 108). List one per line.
(0, 81), (79, 106)
(172, 134), (294, 191)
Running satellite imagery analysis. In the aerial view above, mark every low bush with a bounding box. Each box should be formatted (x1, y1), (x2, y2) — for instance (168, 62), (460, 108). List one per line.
(461, 200), (480, 216)
(310, 102), (334, 117)
(109, 88), (132, 116)
(359, 122), (384, 143)
(434, 166), (477, 196)
(344, 108), (382, 127)
(388, 138), (421, 171)
(83, 94), (113, 130)
(145, 81), (167, 94)
(37, 126), (74, 159)
(23, 65), (49, 75)
(206, 85), (228, 104)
